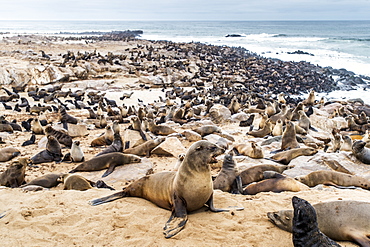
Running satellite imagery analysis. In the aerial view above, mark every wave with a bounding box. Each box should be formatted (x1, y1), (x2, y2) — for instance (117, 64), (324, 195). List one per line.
(332, 37), (370, 42)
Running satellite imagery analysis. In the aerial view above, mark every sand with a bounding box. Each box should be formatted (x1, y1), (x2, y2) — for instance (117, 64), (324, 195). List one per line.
(0, 37), (368, 247)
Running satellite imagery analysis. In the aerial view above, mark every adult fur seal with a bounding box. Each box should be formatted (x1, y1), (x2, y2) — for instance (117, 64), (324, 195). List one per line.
(90, 125), (114, 147)
(89, 140), (243, 238)
(281, 121), (299, 151)
(0, 157), (29, 187)
(123, 137), (165, 157)
(352, 140), (370, 164)
(291, 196), (341, 247)
(213, 153), (241, 193)
(243, 172), (309, 195)
(44, 125), (73, 147)
(0, 147), (21, 162)
(69, 152), (141, 177)
(247, 119), (272, 138)
(238, 164), (293, 186)
(268, 200), (370, 246)
(59, 174), (93, 191)
(269, 147), (317, 165)
(95, 132), (123, 157)
(59, 106), (78, 124)
(21, 173), (63, 188)
(295, 170), (370, 190)
(30, 135), (63, 164)
(233, 142), (264, 159)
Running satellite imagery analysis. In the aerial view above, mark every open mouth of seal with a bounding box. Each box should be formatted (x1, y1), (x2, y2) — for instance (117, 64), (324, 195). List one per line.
(210, 154), (218, 163)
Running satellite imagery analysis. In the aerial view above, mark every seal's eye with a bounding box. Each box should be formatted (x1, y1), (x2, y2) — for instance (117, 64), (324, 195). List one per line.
(285, 217), (290, 220)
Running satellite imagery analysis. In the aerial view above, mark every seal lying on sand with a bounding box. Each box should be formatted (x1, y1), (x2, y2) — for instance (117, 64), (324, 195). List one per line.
(0, 158), (29, 187)
(268, 200), (370, 247)
(69, 152), (141, 177)
(291, 196), (341, 247)
(89, 140), (244, 238)
(0, 147), (21, 162)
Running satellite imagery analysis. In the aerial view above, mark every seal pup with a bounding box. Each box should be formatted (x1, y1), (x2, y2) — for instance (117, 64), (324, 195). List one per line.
(302, 90), (316, 106)
(268, 200), (370, 247)
(340, 135), (352, 151)
(296, 170), (370, 190)
(89, 140), (243, 238)
(95, 132), (123, 157)
(269, 147), (317, 165)
(22, 134), (36, 146)
(291, 196), (341, 247)
(69, 152), (141, 177)
(238, 164), (293, 186)
(0, 157), (29, 187)
(44, 125), (73, 147)
(30, 135), (63, 164)
(0, 147), (21, 162)
(272, 119), (283, 136)
(130, 116), (147, 140)
(90, 125), (114, 147)
(213, 153), (241, 193)
(123, 137), (165, 157)
(70, 140), (84, 162)
(59, 174), (93, 191)
(352, 140), (370, 164)
(243, 172), (309, 195)
(233, 142), (264, 159)
(21, 173), (63, 188)
(30, 118), (44, 135)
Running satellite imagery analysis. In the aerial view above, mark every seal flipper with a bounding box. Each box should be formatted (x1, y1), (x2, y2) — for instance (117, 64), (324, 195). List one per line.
(206, 193), (244, 212)
(230, 175), (243, 194)
(347, 231), (370, 247)
(102, 164), (116, 177)
(89, 190), (127, 206)
(163, 192), (188, 238)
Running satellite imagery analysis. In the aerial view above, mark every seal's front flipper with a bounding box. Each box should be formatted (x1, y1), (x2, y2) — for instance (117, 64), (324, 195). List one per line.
(230, 175), (243, 194)
(348, 232), (370, 247)
(102, 164), (116, 177)
(163, 193), (188, 238)
(206, 193), (244, 212)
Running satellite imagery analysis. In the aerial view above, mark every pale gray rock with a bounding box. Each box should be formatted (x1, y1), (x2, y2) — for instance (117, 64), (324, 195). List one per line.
(151, 137), (186, 157)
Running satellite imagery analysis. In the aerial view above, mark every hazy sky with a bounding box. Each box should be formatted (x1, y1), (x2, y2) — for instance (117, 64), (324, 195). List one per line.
(1, 0), (369, 21)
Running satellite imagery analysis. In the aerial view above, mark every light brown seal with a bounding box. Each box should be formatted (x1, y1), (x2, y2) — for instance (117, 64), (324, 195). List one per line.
(302, 90), (315, 106)
(352, 140), (370, 164)
(238, 164), (293, 186)
(281, 121), (299, 151)
(70, 140), (84, 162)
(30, 118), (44, 135)
(0, 123), (13, 133)
(69, 152), (141, 177)
(89, 140), (243, 238)
(123, 137), (165, 157)
(59, 174), (92, 191)
(272, 119), (283, 136)
(295, 170), (370, 190)
(193, 125), (222, 137)
(147, 119), (177, 136)
(268, 200), (370, 247)
(243, 172), (309, 195)
(0, 157), (29, 187)
(90, 125), (114, 147)
(247, 119), (272, 138)
(0, 147), (21, 162)
(269, 147), (318, 165)
(233, 142), (264, 159)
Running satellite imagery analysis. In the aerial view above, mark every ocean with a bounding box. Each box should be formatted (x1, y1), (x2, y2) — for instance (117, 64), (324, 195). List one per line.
(1, 20), (370, 101)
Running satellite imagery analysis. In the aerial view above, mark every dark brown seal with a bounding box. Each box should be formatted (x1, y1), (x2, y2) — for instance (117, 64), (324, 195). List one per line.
(352, 140), (370, 164)
(21, 173), (63, 188)
(0, 157), (29, 187)
(69, 152), (141, 177)
(292, 196), (341, 247)
(45, 125), (73, 147)
(59, 106), (78, 124)
(30, 135), (63, 164)
(89, 140), (243, 238)
(268, 200), (370, 247)
(95, 132), (123, 157)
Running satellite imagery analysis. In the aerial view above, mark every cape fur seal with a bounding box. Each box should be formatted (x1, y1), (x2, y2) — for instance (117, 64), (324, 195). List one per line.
(44, 125), (73, 147)
(69, 152), (141, 177)
(30, 118), (44, 135)
(90, 126), (114, 147)
(70, 140), (84, 162)
(59, 174), (92, 191)
(281, 121), (299, 151)
(295, 170), (370, 190)
(21, 173), (63, 188)
(291, 196), (341, 247)
(30, 135), (63, 164)
(123, 137), (165, 157)
(233, 142), (264, 159)
(59, 106), (78, 124)
(268, 200), (370, 246)
(147, 119), (176, 136)
(89, 140), (243, 238)
(213, 153), (241, 193)
(0, 157), (29, 187)
(238, 164), (293, 186)
(95, 132), (123, 157)
(352, 140), (370, 164)
(243, 172), (309, 195)
(0, 147), (21, 162)
(269, 147), (317, 165)
(247, 119), (272, 138)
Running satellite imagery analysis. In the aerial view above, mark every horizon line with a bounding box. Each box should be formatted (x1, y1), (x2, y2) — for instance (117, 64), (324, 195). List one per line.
(0, 19), (369, 22)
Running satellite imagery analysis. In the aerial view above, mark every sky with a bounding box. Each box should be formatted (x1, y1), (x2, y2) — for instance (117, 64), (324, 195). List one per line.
(0, 0), (369, 21)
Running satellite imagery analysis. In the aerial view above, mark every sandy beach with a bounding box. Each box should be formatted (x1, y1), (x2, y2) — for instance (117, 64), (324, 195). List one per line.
(0, 35), (369, 247)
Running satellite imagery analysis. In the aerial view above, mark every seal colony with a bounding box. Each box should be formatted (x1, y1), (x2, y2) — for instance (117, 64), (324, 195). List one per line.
(0, 34), (370, 245)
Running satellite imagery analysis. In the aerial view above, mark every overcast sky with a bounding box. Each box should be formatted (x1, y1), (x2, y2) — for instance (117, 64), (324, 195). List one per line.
(1, 0), (369, 21)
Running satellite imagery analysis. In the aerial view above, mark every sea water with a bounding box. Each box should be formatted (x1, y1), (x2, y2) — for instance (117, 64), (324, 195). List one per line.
(1, 20), (369, 101)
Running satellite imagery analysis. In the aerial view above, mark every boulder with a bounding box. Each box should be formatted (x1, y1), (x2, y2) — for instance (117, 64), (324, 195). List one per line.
(151, 137), (186, 157)
(122, 129), (151, 148)
(209, 104), (231, 124)
(182, 130), (202, 142)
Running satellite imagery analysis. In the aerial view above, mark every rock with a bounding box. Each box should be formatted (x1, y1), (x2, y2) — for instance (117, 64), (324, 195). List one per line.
(203, 134), (231, 150)
(309, 114), (347, 133)
(151, 137), (186, 157)
(182, 130), (202, 142)
(231, 112), (250, 122)
(122, 129), (151, 148)
(38, 136), (48, 149)
(209, 104), (231, 124)
(67, 124), (89, 137)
